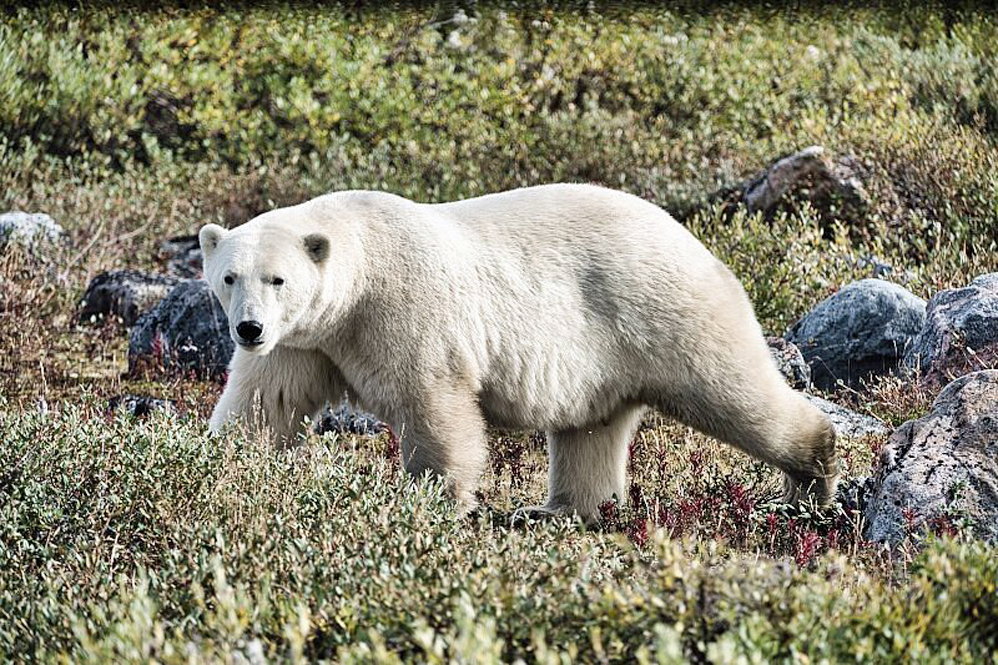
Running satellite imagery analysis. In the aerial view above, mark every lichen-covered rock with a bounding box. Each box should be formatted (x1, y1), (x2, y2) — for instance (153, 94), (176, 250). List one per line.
(864, 370), (998, 544)
(787, 279), (926, 390)
(128, 279), (233, 379)
(803, 394), (890, 439)
(739, 145), (867, 216)
(903, 274), (998, 388)
(160, 234), (203, 278)
(766, 337), (811, 390)
(315, 402), (388, 437)
(78, 270), (181, 326)
(0, 211), (66, 257)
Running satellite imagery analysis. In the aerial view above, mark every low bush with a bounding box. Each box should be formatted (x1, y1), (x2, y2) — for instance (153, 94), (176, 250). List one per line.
(2, 4), (998, 661)
(1, 404), (995, 661)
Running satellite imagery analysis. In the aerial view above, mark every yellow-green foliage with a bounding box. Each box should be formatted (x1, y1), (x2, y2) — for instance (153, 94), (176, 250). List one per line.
(2, 5), (998, 662)
(1, 404), (996, 662)
(2, 5), (996, 327)
(2, 5), (997, 257)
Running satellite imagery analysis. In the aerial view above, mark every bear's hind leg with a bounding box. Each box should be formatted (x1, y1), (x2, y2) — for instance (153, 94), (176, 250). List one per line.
(514, 404), (645, 525)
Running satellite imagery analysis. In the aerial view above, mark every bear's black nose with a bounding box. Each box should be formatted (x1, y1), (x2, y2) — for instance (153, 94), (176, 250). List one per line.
(237, 320), (264, 342)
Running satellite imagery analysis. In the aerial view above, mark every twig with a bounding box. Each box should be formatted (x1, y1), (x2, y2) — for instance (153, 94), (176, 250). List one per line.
(58, 218), (106, 284)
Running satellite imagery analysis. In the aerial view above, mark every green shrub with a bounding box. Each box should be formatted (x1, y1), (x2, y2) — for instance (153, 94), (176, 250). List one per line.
(1, 403), (995, 661)
(2, 5), (998, 661)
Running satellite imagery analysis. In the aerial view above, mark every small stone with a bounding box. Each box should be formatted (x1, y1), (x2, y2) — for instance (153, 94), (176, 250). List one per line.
(0, 211), (66, 257)
(766, 337), (812, 390)
(851, 254), (916, 285)
(107, 394), (178, 417)
(160, 234), (203, 278)
(315, 401), (388, 438)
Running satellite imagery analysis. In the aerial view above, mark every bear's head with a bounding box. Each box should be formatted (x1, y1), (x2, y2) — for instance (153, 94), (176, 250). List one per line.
(199, 221), (330, 355)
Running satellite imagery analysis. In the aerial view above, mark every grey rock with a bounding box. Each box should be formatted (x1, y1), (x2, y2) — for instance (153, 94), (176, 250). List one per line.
(903, 273), (998, 388)
(864, 370), (998, 544)
(741, 145), (867, 216)
(78, 270), (181, 326)
(787, 279), (926, 390)
(836, 475), (876, 514)
(160, 234), (203, 278)
(315, 401), (388, 438)
(108, 394), (178, 417)
(128, 279), (233, 379)
(0, 211), (66, 256)
(766, 337), (812, 390)
(804, 394), (890, 439)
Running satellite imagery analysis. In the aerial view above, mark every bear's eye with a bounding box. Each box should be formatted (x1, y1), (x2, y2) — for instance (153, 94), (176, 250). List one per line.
(224, 275), (235, 285)
(272, 277), (284, 286)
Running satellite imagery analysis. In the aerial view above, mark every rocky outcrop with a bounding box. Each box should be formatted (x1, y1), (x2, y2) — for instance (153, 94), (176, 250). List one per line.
(803, 394), (890, 440)
(864, 370), (998, 544)
(787, 279), (926, 390)
(904, 274), (998, 388)
(78, 270), (182, 326)
(128, 279), (233, 379)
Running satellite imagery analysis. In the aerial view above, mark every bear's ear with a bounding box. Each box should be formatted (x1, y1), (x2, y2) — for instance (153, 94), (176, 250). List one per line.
(199, 223), (227, 259)
(303, 233), (330, 263)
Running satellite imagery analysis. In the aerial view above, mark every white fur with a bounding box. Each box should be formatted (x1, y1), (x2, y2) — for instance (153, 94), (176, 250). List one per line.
(202, 184), (837, 521)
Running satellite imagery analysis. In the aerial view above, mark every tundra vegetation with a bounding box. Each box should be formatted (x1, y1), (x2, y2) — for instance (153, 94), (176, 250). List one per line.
(1, 3), (997, 662)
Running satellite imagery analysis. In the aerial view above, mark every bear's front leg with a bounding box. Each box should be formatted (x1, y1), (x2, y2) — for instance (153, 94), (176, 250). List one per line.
(392, 385), (489, 515)
(210, 346), (339, 446)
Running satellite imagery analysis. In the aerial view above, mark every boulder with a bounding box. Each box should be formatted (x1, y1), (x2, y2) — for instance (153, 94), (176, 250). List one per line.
(904, 274), (998, 388)
(315, 401), (388, 438)
(766, 337), (811, 390)
(864, 370), (998, 544)
(78, 270), (181, 326)
(160, 234), (203, 278)
(786, 279), (926, 390)
(803, 394), (890, 440)
(0, 211), (66, 257)
(735, 145), (867, 217)
(129, 279), (233, 379)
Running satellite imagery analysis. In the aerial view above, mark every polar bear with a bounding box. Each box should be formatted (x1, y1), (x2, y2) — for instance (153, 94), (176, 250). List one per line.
(201, 184), (837, 522)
